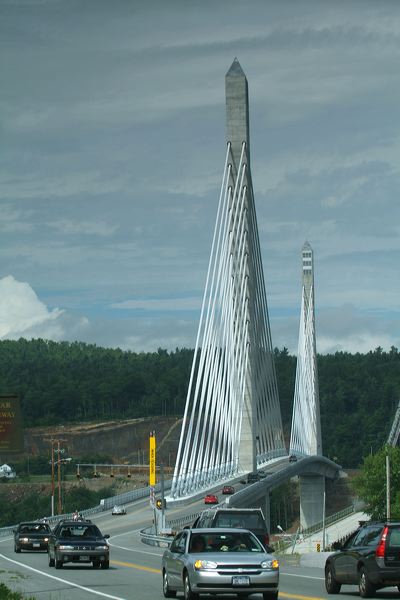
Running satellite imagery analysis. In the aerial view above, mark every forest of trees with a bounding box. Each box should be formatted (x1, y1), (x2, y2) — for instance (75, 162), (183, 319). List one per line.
(0, 339), (399, 468)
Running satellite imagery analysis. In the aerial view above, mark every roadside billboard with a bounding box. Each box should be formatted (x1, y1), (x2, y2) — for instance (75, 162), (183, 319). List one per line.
(0, 395), (23, 453)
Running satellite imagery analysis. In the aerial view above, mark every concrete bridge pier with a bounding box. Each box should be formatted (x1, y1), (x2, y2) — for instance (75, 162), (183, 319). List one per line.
(299, 474), (325, 529)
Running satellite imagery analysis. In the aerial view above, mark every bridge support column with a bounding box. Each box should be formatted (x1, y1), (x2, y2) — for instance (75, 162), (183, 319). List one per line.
(299, 475), (325, 530)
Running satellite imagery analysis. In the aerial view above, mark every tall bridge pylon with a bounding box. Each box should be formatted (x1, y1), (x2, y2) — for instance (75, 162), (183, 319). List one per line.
(290, 242), (322, 457)
(170, 59), (286, 500)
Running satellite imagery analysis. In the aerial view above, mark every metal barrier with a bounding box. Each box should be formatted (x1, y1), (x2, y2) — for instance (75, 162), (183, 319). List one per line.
(166, 510), (201, 530)
(140, 525), (173, 548)
(139, 509), (203, 548)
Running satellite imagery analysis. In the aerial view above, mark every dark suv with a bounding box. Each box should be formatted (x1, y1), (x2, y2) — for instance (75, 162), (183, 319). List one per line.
(192, 507), (270, 549)
(325, 520), (400, 597)
(48, 519), (110, 569)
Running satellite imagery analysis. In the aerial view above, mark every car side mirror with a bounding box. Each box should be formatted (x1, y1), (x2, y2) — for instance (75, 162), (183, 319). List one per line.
(265, 544), (275, 553)
(104, 534), (110, 539)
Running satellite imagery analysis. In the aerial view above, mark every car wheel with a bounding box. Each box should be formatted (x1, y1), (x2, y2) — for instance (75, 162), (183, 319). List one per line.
(14, 545), (21, 553)
(101, 560), (109, 569)
(93, 560), (100, 568)
(163, 570), (177, 598)
(325, 564), (341, 594)
(183, 572), (199, 600)
(263, 592), (278, 600)
(359, 567), (375, 598)
(48, 552), (55, 567)
(55, 555), (63, 569)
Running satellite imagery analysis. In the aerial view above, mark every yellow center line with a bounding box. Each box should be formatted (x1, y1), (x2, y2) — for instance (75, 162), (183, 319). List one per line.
(111, 559), (160, 573)
(280, 594), (325, 600)
(110, 561), (325, 600)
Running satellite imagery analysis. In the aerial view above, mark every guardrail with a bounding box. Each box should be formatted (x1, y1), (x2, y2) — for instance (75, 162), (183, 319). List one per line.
(140, 525), (173, 548)
(166, 510), (202, 530)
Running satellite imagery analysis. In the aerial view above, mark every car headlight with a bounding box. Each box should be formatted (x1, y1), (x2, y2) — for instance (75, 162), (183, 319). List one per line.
(21, 537), (29, 543)
(194, 560), (217, 570)
(261, 559), (279, 569)
(58, 545), (75, 550)
(44, 537), (49, 542)
(96, 545), (109, 551)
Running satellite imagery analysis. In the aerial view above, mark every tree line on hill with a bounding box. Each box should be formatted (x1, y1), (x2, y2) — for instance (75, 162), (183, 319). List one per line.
(0, 339), (399, 468)
(0, 483), (116, 529)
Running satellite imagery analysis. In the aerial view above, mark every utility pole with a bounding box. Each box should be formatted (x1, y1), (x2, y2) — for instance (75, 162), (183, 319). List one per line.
(47, 438), (67, 516)
(51, 442), (55, 516)
(160, 462), (165, 531)
(57, 439), (62, 515)
(322, 490), (326, 551)
(386, 454), (391, 520)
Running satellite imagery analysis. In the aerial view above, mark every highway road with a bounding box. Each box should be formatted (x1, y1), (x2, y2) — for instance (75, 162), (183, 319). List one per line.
(1, 493), (399, 600)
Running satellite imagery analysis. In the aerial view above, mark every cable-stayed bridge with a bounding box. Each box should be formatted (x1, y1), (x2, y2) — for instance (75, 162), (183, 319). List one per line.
(169, 60), (336, 529)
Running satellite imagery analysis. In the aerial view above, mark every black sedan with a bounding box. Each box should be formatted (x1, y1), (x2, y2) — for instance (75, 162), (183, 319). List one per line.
(14, 521), (51, 553)
(48, 519), (110, 569)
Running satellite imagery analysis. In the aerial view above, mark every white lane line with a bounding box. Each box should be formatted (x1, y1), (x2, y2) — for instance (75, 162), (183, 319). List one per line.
(108, 528), (142, 539)
(108, 534), (162, 557)
(108, 541), (162, 557)
(107, 528), (163, 557)
(281, 572), (324, 581)
(0, 553), (127, 600)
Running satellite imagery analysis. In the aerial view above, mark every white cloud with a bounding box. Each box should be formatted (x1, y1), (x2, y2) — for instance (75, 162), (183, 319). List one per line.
(0, 275), (88, 341)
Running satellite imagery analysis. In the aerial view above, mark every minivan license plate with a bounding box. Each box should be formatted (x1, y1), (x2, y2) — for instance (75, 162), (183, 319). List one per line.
(232, 576), (250, 586)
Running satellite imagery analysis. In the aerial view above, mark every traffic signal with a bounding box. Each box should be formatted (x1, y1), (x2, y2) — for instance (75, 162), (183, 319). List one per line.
(156, 498), (166, 510)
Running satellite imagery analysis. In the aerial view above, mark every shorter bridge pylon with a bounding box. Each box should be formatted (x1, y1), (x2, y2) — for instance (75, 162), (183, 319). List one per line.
(290, 242), (322, 458)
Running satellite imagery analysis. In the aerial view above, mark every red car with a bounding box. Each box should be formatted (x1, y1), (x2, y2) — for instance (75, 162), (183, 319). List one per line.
(222, 485), (235, 495)
(204, 494), (219, 504)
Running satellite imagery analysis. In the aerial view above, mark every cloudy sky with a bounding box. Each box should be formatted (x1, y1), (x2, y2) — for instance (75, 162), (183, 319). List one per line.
(1, 0), (400, 354)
